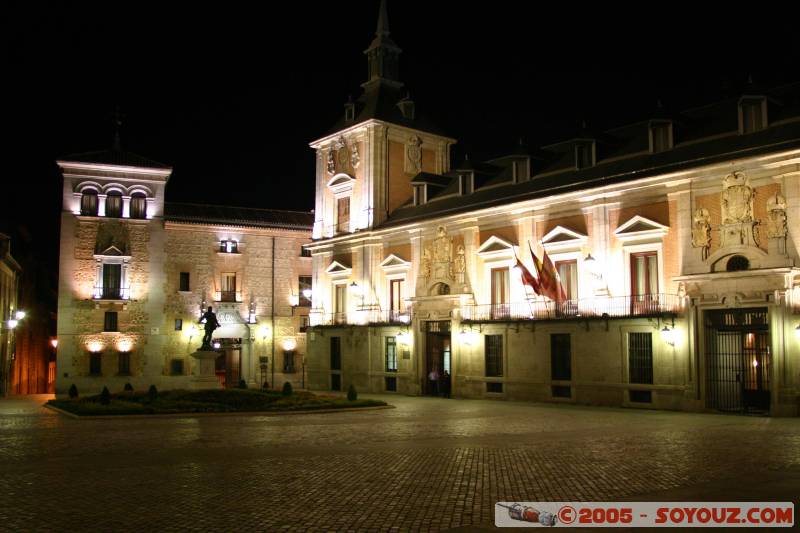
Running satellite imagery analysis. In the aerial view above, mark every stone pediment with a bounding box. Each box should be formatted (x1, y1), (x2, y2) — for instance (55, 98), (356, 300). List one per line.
(541, 226), (587, 251)
(476, 236), (516, 258)
(325, 260), (352, 278)
(614, 215), (669, 243)
(380, 254), (411, 272)
(96, 245), (126, 257)
(326, 173), (356, 192)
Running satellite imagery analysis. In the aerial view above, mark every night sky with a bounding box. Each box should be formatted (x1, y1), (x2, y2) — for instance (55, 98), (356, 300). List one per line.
(4, 2), (800, 288)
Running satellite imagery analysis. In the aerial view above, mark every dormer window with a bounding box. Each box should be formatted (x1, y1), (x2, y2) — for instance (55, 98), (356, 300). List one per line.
(413, 184), (427, 206)
(345, 102), (355, 121)
(458, 174), (473, 195)
(220, 240), (238, 253)
(575, 142), (594, 170)
(398, 98), (415, 120)
(649, 121), (673, 153)
(130, 192), (147, 219)
(512, 158), (530, 183)
(740, 97), (767, 134)
(80, 189), (98, 216)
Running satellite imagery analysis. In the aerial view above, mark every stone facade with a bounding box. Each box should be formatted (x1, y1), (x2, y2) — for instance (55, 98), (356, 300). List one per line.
(304, 4), (800, 416)
(55, 157), (312, 394)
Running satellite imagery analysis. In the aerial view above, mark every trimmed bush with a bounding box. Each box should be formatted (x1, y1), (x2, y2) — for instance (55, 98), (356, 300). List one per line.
(99, 386), (111, 405)
(282, 382), (293, 396)
(123, 382), (134, 392)
(347, 384), (358, 401)
(238, 379), (247, 389)
(68, 384), (78, 399)
(147, 384), (158, 402)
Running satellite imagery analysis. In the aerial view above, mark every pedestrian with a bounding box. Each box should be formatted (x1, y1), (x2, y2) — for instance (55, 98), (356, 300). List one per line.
(428, 366), (439, 396)
(442, 369), (451, 398)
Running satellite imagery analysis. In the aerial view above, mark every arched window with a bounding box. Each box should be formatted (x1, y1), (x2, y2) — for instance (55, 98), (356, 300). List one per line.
(130, 192), (147, 219)
(727, 255), (750, 272)
(80, 189), (98, 216)
(105, 190), (123, 218)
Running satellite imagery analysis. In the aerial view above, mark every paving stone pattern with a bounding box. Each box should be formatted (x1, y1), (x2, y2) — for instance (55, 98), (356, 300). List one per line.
(0, 395), (798, 532)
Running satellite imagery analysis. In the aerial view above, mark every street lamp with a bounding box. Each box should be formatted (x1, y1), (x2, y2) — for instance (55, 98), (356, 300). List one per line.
(50, 338), (58, 349)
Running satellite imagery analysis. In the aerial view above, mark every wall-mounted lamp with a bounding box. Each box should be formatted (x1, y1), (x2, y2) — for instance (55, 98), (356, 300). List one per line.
(301, 288), (313, 300)
(117, 339), (133, 352)
(348, 281), (361, 295)
(87, 340), (104, 353)
(14, 310), (26, 320)
(288, 294), (300, 307)
(584, 253), (596, 263)
(459, 326), (478, 346)
(282, 338), (297, 351)
(257, 325), (271, 341)
(50, 338), (58, 349)
(660, 325), (675, 346)
(212, 341), (221, 350)
(6, 319), (18, 330)
(396, 330), (411, 346)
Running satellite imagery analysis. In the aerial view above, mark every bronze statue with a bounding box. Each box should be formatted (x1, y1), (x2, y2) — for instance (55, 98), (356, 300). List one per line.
(200, 306), (221, 349)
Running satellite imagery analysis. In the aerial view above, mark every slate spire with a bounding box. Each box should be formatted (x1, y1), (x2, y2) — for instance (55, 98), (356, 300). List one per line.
(363, 0), (403, 89)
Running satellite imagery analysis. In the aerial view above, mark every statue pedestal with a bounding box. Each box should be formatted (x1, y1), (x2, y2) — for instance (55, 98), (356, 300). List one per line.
(189, 350), (222, 390)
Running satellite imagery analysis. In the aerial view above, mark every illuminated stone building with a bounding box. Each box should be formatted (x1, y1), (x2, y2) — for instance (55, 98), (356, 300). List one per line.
(56, 151), (313, 394)
(305, 1), (800, 415)
(0, 233), (22, 396)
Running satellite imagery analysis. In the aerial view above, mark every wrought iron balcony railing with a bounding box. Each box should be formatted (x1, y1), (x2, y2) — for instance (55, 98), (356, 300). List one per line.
(462, 294), (684, 322)
(310, 309), (412, 327)
(92, 286), (131, 300)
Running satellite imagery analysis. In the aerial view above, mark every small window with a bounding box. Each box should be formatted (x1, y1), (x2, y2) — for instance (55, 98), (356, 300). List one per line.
(130, 192), (147, 219)
(551, 334), (571, 381)
(299, 276), (312, 307)
(741, 98), (765, 133)
(330, 337), (342, 370)
(89, 353), (102, 376)
(283, 351), (295, 373)
(485, 335), (503, 377)
(299, 315), (310, 333)
(385, 336), (398, 372)
(385, 376), (397, 391)
(345, 102), (355, 121)
(80, 189), (98, 216)
(174, 318), (183, 331)
(170, 358), (184, 376)
(629, 390), (652, 403)
(118, 352), (131, 375)
(552, 385), (571, 398)
(104, 311), (118, 332)
(300, 246), (312, 258)
(486, 382), (503, 393)
(220, 240), (238, 253)
(331, 373), (341, 391)
(106, 190), (123, 218)
(629, 332), (653, 385)
(179, 272), (190, 292)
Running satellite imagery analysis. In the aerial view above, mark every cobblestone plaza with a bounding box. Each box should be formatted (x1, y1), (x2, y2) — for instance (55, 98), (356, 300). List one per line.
(0, 395), (798, 531)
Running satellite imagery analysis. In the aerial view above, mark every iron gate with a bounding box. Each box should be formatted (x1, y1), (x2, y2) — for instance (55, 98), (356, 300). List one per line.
(704, 308), (770, 413)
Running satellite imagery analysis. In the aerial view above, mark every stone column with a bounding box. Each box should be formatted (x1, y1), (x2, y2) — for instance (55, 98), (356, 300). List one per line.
(461, 226), (480, 301)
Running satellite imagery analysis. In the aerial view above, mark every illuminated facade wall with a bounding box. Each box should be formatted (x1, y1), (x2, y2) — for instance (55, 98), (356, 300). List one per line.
(55, 159), (312, 394)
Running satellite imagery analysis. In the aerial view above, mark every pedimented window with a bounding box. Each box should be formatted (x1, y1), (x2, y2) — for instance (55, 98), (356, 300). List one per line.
(540, 226), (587, 253)
(614, 215), (669, 244)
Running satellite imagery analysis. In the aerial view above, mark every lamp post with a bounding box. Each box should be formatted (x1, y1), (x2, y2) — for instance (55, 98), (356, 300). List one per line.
(2, 310), (24, 398)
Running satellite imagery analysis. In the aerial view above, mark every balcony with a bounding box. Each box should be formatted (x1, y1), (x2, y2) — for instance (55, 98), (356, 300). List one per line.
(92, 286), (131, 301)
(462, 294), (684, 323)
(310, 309), (412, 327)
